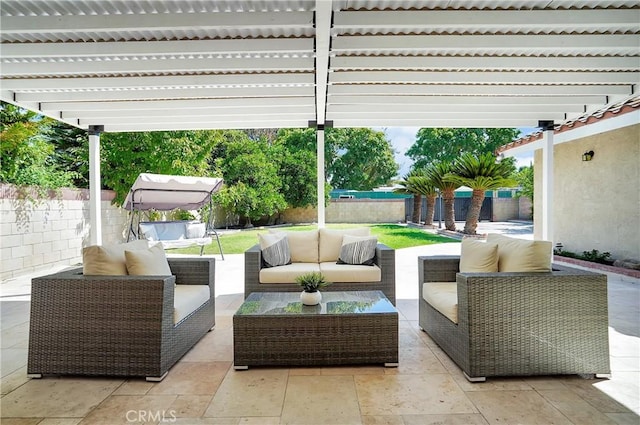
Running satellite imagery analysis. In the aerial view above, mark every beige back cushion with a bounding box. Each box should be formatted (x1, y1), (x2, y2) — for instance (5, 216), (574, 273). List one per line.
(459, 238), (499, 273)
(83, 239), (149, 275)
(486, 233), (552, 272)
(124, 244), (173, 276)
(319, 227), (370, 262)
(270, 229), (319, 263)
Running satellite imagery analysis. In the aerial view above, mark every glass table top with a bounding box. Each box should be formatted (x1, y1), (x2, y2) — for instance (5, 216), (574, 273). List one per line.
(235, 290), (397, 316)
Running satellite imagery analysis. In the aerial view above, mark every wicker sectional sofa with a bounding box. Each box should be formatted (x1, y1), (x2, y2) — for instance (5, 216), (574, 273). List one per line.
(418, 254), (611, 382)
(28, 257), (215, 381)
(245, 228), (396, 304)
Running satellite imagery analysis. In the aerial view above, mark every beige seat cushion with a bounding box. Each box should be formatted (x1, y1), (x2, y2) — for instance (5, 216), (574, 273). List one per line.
(423, 282), (458, 324)
(124, 244), (173, 276)
(82, 240), (149, 275)
(319, 262), (381, 283)
(269, 229), (319, 263)
(174, 284), (210, 324)
(459, 238), (499, 273)
(487, 233), (552, 272)
(259, 263), (321, 283)
(319, 227), (370, 262)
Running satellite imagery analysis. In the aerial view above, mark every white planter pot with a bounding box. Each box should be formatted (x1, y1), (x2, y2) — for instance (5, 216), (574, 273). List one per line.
(300, 290), (322, 306)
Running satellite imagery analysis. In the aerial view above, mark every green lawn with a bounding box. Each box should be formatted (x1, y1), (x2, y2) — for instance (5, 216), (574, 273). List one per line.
(171, 224), (457, 256)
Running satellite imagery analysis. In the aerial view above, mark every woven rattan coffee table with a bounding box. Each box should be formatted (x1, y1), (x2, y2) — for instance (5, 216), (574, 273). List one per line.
(233, 290), (398, 369)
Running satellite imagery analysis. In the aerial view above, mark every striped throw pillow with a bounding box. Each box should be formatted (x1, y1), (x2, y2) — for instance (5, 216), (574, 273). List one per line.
(337, 235), (377, 266)
(259, 233), (291, 268)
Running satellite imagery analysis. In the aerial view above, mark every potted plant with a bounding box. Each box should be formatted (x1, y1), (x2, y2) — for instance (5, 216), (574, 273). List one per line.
(295, 272), (331, 306)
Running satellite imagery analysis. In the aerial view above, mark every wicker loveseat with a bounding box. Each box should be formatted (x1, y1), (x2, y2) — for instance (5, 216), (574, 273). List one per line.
(245, 228), (396, 304)
(418, 255), (611, 382)
(28, 257), (215, 381)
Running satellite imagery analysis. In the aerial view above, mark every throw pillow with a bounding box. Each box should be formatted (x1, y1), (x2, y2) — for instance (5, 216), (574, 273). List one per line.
(124, 243), (172, 276)
(186, 222), (207, 239)
(459, 238), (499, 273)
(269, 229), (319, 263)
(486, 233), (552, 272)
(337, 235), (378, 266)
(259, 233), (291, 268)
(319, 227), (370, 262)
(83, 240), (149, 275)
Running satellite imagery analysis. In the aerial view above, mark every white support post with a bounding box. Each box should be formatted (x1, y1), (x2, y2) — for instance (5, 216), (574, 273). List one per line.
(88, 125), (104, 246)
(541, 127), (554, 242)
(317, 127), (326, 228)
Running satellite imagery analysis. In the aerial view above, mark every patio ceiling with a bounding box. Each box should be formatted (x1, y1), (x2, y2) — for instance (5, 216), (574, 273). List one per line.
(1, 0), (639, 133)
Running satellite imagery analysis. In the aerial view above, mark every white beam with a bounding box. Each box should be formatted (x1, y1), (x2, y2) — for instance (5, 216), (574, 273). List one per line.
(330, 71), (640, 85)
(41, 97), (315, 112)
(328, 103), (587, 114)
(77, 111), (314, 126)
(0, 73), (315, 90)
(1, 57), (314, 76)
(65, 107), (314, 120)
(330, 118), (554, 128)
(332, 34), (640, 53)
(328, 84), (635, 97)
(0, 38), (314, 58)
(333, 9), (640, 31)
(327, 111), (566, 121)
(327, 95), (606, 106)
(314, 0), (332, 125)
(13, 86), (315, 102)
(1, 11), (313, 33)
(102, 120), (311, 132)
(332, 56), (639, 72)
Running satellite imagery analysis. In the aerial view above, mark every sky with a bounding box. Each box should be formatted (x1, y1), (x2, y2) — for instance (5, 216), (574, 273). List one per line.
(373, 126), (536, 178)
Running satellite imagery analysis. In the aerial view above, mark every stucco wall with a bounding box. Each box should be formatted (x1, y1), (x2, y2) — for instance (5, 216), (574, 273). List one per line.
(1, 185), (129, 280)
(534, 123), (640, 261)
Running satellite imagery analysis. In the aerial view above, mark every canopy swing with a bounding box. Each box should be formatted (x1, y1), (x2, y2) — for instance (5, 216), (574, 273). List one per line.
(124, 173), (224, 258)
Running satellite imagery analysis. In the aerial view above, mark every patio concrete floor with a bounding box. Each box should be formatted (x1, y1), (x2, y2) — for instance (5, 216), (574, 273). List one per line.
(1, 222), (638, 424)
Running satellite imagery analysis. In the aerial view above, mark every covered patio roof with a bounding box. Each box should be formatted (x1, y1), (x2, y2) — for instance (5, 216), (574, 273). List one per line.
(1, 0), (639, 132)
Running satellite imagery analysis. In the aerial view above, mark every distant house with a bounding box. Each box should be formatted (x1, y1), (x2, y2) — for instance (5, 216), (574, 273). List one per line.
(499, 97), (639, 262)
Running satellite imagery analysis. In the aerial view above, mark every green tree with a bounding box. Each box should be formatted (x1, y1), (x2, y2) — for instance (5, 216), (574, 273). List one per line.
(0, 102), (76, 190)
(274, 128), (328, 208)
(393, 171), (422, 223)
(425, 161), (460, 231)
(101, 130), (219, 205)
(446, 153), (517, 235)
(407, 128), (520, 168)
(210, 131), (286, 226)
(409, 170), (438, 226)
(44, 121), (89, 188)
(513, 164), (534, 219)
(326, 128), (398, 190)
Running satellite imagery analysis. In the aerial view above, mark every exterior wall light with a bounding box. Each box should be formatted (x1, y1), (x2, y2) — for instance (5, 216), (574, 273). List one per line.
(582, 150), (594, 161)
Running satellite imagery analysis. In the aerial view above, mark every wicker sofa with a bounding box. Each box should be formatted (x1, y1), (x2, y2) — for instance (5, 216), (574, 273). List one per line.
(28, 257), (215, 381)
(245, 228), (396, 304)
(418, 255), (611, 382)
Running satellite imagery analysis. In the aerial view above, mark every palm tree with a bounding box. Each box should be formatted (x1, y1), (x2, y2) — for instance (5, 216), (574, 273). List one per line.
(425, 161), (460, 231)
(393, 171), (421, 223)
(446, 152), (517, 235)
(408, 171), (438, 225)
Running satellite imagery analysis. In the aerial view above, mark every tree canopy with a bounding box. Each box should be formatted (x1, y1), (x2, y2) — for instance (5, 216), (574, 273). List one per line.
(0, 102), (77, 190)
(407, 128), (520, 169)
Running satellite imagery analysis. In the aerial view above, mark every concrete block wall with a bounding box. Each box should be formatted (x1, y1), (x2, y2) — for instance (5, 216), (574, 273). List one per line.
(282, 199), (405, 224)
(1, 184), (128, 281)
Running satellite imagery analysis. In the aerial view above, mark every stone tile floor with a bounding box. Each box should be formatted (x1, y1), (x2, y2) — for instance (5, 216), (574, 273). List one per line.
(1, 224), (639, 425)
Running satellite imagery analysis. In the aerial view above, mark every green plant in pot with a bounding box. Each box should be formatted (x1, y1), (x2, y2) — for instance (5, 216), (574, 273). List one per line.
(295, 272), (331, 306)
